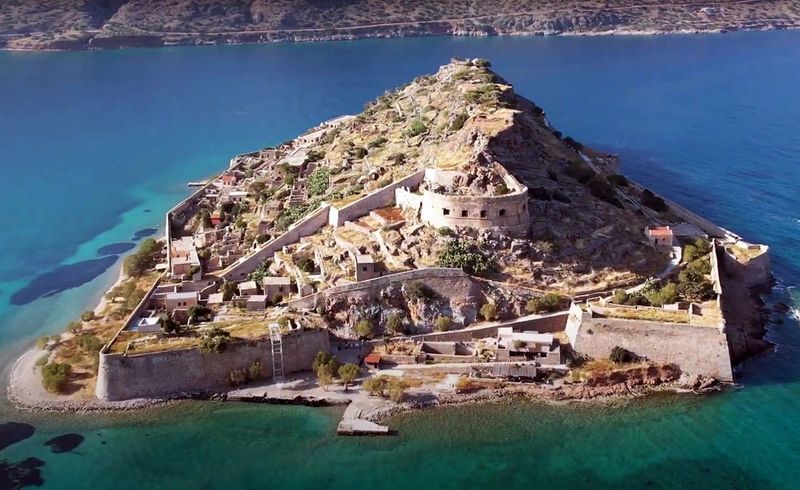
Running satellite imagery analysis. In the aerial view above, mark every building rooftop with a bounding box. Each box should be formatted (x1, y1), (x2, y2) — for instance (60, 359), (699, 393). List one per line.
(263, 276), (291, 285)
(238, 280), (258, 291)
(165, 291), (198, 300)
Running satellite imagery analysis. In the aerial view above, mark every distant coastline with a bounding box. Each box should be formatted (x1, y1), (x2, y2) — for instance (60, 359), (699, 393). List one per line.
(2, 0), (799, 52)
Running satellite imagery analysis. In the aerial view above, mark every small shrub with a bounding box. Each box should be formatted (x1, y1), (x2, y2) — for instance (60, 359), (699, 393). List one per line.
(480, 303), (498, 321)
(200, 327), (230, 353)
(436, 240), (493, 277)
(641, 189), (667, 212)
(494, 182), (509, 195)
(404, 282), (435, 301)
(35, 354), (50, 367)
(386, 314), (405, 335)
(512, 340), (527, 350)
(76, 334), (102, 354)
(368, 136), (388, 149)
(435, 316), (453, 332)
(35, 336), (49, 349)
(564, 160), (595, 184)
(437, 227), (453, 237)
(405, 119), (427, 137)
(41, 362), (72, 393)
(81, 310), (96, 322)
(526, 293), (564, 314)
(450, 112), (468, 131)
(607, 174), (629, 187)
(307, 167), (330, 196)
(355, 319), (374, 339)
(228, 368), (248, 386)
(454, 376), (473, 393)
(387, 378), (406, 402)
(609, 346), (636, 364)
(248, 360), (264, 381)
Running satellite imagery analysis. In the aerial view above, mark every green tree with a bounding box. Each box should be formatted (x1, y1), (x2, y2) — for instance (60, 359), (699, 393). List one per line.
(387, 378), (406, 402)
(525, 293), (564, 314)
(159, 314), (180, 334)
(355, 319), (374, 339)
(338, 363), (359, 391)
(386, 314), (405, 335)
(307, 167), (331, 196)
(312, 351), (340, 375)
(316, 363), (334, 391)
(363, 376), (388, 397)
(123, 238), (161, 277)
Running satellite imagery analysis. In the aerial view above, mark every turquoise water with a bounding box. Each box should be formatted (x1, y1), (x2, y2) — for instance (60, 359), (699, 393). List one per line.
(0, 31), (799, 488)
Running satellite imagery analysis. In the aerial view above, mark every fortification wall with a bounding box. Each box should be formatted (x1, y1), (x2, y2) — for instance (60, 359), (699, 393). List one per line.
(417, 188), (529, 236)
(569, 309), (733, 381)
(96, 329), (329, 401)
(721, 242), (771, 288)
(287, 268), (472, 311)
(221, 205), (331, 282)
(329, 170), (425, 227)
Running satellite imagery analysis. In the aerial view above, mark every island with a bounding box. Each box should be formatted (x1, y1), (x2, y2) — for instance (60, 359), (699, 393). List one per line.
(8, 59), (772, 434)
(1, 0), (799, 51)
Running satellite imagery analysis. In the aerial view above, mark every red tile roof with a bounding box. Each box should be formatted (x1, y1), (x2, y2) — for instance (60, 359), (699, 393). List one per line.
(364, 353), (382, 365)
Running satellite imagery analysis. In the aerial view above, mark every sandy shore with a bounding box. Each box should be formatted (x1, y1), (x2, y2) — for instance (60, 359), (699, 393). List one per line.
(6, 346), (166, 412)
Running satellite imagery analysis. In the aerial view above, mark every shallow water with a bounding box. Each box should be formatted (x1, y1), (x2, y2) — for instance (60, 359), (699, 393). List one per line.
(0, 31), (798, 488)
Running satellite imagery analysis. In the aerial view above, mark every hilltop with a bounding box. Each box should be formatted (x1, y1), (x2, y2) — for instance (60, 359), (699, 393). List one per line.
(2, 0), (799, 50)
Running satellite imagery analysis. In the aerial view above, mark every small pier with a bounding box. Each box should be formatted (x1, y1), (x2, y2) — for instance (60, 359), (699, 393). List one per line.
(336, 402), (390, 436)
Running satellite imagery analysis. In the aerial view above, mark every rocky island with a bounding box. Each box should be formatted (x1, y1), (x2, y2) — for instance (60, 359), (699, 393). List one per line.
(8, 59), (772, 433)
(2, 0), (799, 51)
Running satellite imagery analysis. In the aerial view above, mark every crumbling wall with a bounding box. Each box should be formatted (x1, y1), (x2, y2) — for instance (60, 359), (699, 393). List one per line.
(329, 170), (425, 227)
(96, 329), (329, 401)
(220, 205), (331, 282)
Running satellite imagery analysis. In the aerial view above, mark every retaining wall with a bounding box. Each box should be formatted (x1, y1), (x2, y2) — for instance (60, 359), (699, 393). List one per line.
(328, 170), (425, 227)
(96, 329), (329, 401)
(566, 306), (733, 381)
(220, 205), (332, 282)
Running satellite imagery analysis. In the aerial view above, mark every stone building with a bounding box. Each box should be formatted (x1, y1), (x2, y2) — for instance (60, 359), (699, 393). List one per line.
(397, 166), (529, 237)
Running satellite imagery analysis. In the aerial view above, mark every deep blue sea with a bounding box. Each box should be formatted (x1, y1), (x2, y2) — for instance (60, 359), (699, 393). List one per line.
(0, 31), (799, 489)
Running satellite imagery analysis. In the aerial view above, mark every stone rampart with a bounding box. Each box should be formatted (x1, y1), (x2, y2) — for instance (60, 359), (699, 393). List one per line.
(567, 306), (733, 381)
(220, 205), (332, 281)
(96, 329), (329, 401)
(328, 170), (425, 227)
(418, 188), (529, 236)
(720, 241), (771, 288)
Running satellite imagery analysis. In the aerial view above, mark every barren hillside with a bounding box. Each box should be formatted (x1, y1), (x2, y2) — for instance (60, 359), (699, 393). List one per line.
(1, 0), (799, 50)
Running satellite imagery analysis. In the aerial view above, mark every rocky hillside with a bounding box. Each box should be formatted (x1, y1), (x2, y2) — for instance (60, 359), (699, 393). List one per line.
(234, 59), (671, 301)
(2, 0), (799, 50)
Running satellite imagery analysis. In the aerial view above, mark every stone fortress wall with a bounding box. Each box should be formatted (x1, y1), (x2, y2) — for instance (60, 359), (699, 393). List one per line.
(565, 303), (734, 381)
(397, 166), (529, 237)
(96, 329), (329, 401)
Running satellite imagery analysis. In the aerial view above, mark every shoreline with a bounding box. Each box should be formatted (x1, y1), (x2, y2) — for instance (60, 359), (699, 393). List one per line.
(1, 24), (798, 53)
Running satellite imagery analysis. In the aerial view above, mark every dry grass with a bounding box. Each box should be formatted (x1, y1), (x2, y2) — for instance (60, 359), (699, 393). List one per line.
(594, 305), (689, 324)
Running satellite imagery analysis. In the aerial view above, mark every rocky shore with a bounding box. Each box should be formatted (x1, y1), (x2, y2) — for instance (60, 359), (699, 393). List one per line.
(365, 371), (725, 423)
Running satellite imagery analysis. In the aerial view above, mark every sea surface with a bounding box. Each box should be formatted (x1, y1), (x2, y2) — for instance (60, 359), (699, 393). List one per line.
(0, 31), (799, 489)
